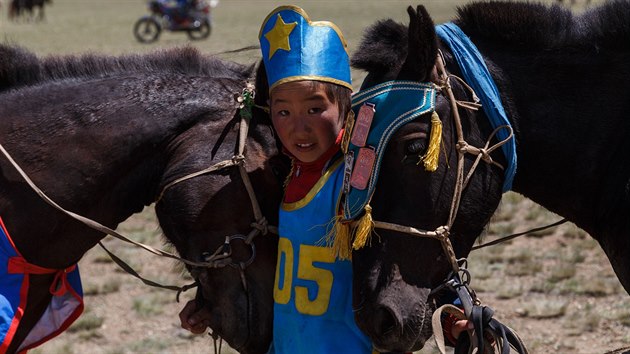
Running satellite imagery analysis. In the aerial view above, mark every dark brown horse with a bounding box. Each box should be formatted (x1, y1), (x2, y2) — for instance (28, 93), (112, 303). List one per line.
(347, 1), (630, 352)
(8, 0), (51, 21)
(0, 44), (285, 353)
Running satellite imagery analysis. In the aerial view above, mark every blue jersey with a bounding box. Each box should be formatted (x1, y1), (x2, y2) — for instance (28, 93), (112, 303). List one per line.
(269, 159), (372, 354)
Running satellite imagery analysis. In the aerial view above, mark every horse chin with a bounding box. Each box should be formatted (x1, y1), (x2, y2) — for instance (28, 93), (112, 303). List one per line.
(195, 287), (257, 354)
(355, 286), (436, 353)
(369, 304), (434, 353)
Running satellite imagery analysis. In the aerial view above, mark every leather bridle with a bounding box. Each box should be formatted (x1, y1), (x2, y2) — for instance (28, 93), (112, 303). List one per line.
(156, 82), (278, 274)
(156, 82), (279, 353)
(351, 52), (528, 354)
(366, 52), (513, 275)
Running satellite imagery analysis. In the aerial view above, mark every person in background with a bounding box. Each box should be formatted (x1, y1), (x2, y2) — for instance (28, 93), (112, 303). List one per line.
(160, 0), (197, 27)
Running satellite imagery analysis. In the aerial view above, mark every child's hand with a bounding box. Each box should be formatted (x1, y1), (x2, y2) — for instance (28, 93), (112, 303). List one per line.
(179, 299), (211, 334)
(442, 310), (473, 345)
(451, 319), (473, 340)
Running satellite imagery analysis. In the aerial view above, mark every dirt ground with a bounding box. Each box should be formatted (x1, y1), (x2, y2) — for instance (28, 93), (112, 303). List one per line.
(3, 0), (628, 353)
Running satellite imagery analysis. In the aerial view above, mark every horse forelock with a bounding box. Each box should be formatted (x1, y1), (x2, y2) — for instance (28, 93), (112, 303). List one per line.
(350, 19), (408, 75)
(0, 44), (254, 91)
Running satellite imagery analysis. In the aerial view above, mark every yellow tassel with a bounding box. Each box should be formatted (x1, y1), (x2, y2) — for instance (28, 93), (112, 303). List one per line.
(421, 111), (442, 172)
(325, 215), (353, 260)
(352, 205), (374, 250)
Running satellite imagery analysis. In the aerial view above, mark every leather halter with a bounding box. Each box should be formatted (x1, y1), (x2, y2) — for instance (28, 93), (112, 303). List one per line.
(154, 82), (277, 353)
(367, 52), (513, 275)
(156, 82), (278, 273)
(357, 53), (527, 354)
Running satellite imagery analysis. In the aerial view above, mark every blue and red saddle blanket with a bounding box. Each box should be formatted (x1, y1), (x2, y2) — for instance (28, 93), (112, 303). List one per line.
(0, 217), (83, 354)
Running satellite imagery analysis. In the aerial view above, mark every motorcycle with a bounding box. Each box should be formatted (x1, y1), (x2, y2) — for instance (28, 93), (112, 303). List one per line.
(133, 0), (212, 44)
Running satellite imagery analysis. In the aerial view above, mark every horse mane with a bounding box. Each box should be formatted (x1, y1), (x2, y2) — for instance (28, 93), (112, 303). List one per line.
(0, 44), (254, 92)
(577, 0), (630, 49)
(352, 1), (630, 72)
(454, 2), (574, 49)
(455, 0), (630, 50)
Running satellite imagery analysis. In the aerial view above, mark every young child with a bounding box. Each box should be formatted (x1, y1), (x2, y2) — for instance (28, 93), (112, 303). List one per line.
(258, 5), (367, 353)
(180, 5), (470, 352)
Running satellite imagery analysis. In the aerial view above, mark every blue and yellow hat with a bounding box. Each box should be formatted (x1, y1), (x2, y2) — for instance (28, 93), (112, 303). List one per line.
(259, 5), (352, 92)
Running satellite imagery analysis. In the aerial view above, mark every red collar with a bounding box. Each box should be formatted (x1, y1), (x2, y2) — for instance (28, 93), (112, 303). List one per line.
(283, 130), (343, 203)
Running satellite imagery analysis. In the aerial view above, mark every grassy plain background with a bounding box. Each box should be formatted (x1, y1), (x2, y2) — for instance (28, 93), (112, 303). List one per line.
(2, 0), (629, 353)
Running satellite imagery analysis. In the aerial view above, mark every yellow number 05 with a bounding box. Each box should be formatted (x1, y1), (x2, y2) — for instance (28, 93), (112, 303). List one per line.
(274, 238), (335, 316)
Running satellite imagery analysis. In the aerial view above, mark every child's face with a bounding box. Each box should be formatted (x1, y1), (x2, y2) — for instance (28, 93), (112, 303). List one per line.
(270, 81), (342, 163)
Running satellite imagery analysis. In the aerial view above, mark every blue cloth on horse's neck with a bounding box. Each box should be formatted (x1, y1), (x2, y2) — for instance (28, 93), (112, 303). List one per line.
(436, 23), (517, 192)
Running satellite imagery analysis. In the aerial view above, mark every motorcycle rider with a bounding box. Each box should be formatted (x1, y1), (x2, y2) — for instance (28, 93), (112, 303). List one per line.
(162, 0), (199, 28)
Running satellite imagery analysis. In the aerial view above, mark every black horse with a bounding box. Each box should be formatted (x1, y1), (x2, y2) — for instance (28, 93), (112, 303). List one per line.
(0, 44), (285, 353)
(348, 1), (630, 352)
(8, 0), (51, 22)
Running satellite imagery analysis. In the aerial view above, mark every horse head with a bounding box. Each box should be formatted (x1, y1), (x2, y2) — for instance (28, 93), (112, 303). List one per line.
(0, 45), (288, 354)
(349, 6), (505, 351)
(153, 63), (287, 353)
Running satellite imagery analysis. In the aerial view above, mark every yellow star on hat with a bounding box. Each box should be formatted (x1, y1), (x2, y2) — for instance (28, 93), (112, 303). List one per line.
(264, 14), (297, 59)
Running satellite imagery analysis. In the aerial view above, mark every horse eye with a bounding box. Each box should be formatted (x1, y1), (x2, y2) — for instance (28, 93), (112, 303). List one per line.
(406, 139), (427, 155)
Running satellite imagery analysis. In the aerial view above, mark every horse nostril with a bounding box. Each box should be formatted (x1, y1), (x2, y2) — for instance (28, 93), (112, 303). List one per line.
(197, 269), (209, 286)
(372, 305), (401, 337)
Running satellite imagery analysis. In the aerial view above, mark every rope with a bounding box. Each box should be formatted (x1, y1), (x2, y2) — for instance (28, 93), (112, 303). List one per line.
(0, 143), (209, 265)
(432, 304), (467, 354)
(472, 219), (568, 251)
(432, 273), (529, 354)
(98, 241), (196, 298)
(214, 45), (260, 56)
(156, 158), (240, 203)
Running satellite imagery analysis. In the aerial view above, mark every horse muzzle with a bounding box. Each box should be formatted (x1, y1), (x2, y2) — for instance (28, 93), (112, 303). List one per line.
(354, 285), (435, 352)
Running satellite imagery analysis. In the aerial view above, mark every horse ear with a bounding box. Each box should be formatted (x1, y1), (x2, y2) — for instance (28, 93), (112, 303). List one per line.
(397, 5), (438, 82)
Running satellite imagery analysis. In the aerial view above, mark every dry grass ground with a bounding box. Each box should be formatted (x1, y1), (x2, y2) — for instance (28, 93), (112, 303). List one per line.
(2, 0), (629, 353)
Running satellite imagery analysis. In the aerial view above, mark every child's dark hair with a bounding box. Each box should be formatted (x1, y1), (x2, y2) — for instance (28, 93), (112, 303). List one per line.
(308, 81), (352, 122)
(254, 61), (352, 123)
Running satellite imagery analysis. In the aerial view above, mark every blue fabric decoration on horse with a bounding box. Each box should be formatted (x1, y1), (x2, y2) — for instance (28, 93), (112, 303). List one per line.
(436, 22), (517, 192)
(342, 81), (436, 220)
(0, 217), (83, 352)
(259, 5), (352, 91)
